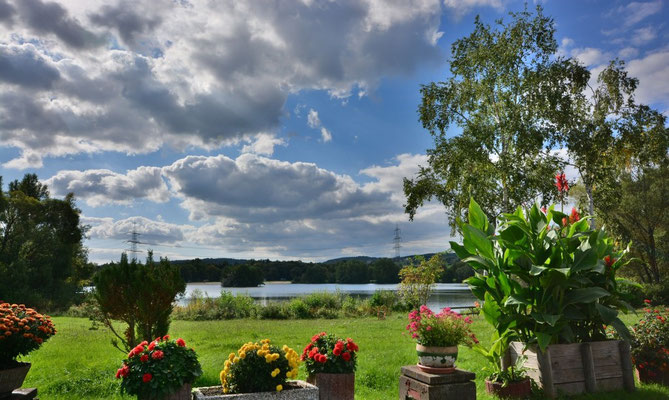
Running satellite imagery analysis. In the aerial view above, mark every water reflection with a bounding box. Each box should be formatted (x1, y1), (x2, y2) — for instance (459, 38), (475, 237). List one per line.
(181, 282), (476, 310)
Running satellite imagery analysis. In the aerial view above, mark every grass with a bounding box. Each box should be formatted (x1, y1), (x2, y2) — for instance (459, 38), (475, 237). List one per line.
(19, 313), (669, 399)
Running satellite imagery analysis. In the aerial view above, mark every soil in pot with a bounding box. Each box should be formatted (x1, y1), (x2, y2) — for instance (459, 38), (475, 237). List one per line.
(0, 362), (31, 399)
(307, 373), (354, 400)
(485, 378), (532, 399)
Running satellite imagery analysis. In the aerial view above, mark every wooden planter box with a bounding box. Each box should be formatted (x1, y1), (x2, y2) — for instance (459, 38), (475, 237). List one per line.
(307, 373), (353, 400)
(507, 340), (635, 398)
(193, 381), (318, 400)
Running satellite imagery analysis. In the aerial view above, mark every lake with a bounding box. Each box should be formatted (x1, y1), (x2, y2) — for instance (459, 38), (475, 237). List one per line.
(182, 282), (477, 310)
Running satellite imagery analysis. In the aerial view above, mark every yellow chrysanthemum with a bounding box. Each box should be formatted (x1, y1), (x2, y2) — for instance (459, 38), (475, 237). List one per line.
(276, 384), (283, 392)
(271, 368), (280, 377)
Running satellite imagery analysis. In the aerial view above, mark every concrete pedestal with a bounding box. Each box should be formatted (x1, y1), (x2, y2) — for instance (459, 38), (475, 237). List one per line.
(10, 388), (38, 399)
(399, 366), (475, 400)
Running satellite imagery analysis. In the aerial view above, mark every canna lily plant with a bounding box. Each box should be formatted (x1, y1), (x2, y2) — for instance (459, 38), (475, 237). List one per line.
(452, 198), (632, 351)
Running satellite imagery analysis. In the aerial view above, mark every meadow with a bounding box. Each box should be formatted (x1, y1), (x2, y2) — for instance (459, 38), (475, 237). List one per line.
(20, 313), (669, 400)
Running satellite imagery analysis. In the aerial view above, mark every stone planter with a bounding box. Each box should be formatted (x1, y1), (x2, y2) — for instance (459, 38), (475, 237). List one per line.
(140, 383), (192, 400)
(507, 340), (635, 398)
(636, 366), (669, 386)
(416, 344), (458, 369)
(193, 381), (318, 400)
(307, 373), (353, 400)
(0, 362), (31, 399)
(485, 378), (531, 399)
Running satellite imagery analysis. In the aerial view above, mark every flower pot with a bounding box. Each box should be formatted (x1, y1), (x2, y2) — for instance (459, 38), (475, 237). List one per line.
(192, 381), (318, 399)
(485, 378), (532, 399)
(307, 373), (353, 400)
(140, 383), (192, 400)
(415, 344), (458, 369)
(0, 362), (31, 399)
(636, 366), (669, 386)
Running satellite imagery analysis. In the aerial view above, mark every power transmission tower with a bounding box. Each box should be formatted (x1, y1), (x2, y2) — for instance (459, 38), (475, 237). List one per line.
(126, 222), (142, 262)
(393, 224), (401, 260)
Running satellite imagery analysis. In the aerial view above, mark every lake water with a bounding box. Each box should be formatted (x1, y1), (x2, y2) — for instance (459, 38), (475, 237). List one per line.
(182, 282), (477, 310)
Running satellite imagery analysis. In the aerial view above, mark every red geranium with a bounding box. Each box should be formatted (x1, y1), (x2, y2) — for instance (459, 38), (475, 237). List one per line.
(140, 354), (149, 363)
(142, 373), (153, 383)
(151, 350), (164, 360)
(176, 338), (186, 347)
(303, 332), (357, 375)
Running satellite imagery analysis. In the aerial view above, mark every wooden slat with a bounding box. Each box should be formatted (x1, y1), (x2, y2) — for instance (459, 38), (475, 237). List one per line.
(594, 365), (625, 379)
(551, 366), (584, 384)
(555, 381), (586, 396)
(581, 343), (597, 393)
(595, 377), (625, 392)
(619, 340), (636, 392)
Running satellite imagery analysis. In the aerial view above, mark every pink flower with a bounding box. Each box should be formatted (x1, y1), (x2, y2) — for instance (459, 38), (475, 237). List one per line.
(426, 326), (432, 331)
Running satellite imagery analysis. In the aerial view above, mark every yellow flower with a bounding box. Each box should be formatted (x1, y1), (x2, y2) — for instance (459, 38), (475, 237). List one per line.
(276, 384), (283, 392)
(239, 351), (246, 359)
(271, 368), (280, 377)
(228, 353), (235, 361)
(233, 356), (240, 363)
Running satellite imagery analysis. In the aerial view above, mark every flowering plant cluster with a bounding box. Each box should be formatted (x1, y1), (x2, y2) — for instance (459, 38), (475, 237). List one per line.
(406, 305), (478, 347)
(116, 336), (202, 399)
(0, 302), (55, 368)
(220, 339), (300, 394)
(302, 332), (358, 375)
(631, 301), (669, 375)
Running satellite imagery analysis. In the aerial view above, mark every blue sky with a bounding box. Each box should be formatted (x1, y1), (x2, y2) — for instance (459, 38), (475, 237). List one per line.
(0, 0), (667, 263)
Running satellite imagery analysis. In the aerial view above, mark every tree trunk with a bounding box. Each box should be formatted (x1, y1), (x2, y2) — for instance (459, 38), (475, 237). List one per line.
(585, 183), (596, 229)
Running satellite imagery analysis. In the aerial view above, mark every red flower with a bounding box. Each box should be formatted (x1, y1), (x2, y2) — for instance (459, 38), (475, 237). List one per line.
(555, 173), (569, 193)
(604, 256), (616, 268)
(163, 335), (170, 341)
(342, 352), (351, 361)
(152, 350), (164, 360)
(148, 341), (157, 351)
(176, 338), (186, 347)
(645, 299), (652, 305)
(541, 206), (547, 214)
(117, 365), (129, 378)
(115, 369), (122, 379)
(140, 354), (149, 363)
(317, 354), (327, 363)
(562, 217), (568, 227)
(139, 341), (148, 346)
(142, 373), (153, 383)
(333, 347), (342, 356)
(569, 208), (580, 223)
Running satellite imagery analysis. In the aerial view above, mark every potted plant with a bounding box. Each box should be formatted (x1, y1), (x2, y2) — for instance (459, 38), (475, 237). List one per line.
(474, 332), (531, 399)
(630, 301), (669, 385)
(0, 302), (55, 397)
(115, 335), (202, 400)
(454, 199), (636, 397)
(406, 305), (478, 373)
(193, 339), (317, 399)
(302, 332), (358, 400)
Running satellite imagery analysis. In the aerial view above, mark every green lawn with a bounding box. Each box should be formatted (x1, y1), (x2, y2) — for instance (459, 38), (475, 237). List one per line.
(19, 314), (669, 399)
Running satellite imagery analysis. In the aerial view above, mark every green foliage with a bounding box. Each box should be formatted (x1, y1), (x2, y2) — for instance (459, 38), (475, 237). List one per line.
(221, 340), (300, 394)
(642, 281), (669, 306)
(457, 198), (632, 350)
(93, 252), (186, 352)
(117, 337), (202, 399)
(171, 291), (257, 320)
(302, 332), (358, 375)
(630, 303), (669, 373)
(398, 255), (444, 309)
(405, 6), (581, 227)
(0, 303), (55, 367)
(369, 259), (401, 283)
(0, 174), (88, 310)
(221, 264), (264, 287)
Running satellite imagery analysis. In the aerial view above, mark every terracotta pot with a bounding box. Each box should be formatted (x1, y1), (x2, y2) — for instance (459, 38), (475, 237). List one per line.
(0, 362), (31, 399)
(636, 366), (669, 386)
(140, 383), (192, 400)
(415, 344), (458, 368)
(485, 378), (531, 399)
(307, 373), (354, 400)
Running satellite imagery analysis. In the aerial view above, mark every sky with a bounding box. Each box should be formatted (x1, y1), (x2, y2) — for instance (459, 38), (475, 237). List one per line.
(0, 0), (667, 264)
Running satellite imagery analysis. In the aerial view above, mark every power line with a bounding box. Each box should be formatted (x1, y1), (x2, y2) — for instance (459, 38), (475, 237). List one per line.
(125, 222), (142, 261)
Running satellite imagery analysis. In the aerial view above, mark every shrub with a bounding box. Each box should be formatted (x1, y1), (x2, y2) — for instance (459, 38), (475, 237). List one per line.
(456, 199), (632, 350)
(630, 302), (669, 374)
(116, 336), (202, 399)
(220, 339), (300, 394)
(94, 252), (186, 351)
(287, 299), (312, 319)
(406, 305), (478, 347)
(217, 292), (257, 319)
(398, 255), (444, 309)
(616, 279), (645, 308)
(302, 332), (358, 375)
(257, 303), (290, 320)
(0, 302), (56, 368)
(643, 281), (669, 306)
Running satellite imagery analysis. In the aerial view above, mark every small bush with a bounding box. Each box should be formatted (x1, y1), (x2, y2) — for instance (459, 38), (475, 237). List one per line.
(617, 279), (645, 308)
(643, 281), (669, 306)
(257, 303), (290, 320)
(302, 291), (343, 310)
(287, 299), (312, 319)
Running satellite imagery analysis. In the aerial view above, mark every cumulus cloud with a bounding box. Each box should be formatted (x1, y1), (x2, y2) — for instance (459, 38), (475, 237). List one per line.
(241, 133), (286, 156)
(84, 215), (194, 245)
(320, 127), (332, 143)
(615, 0), (662, 28)
(0, 0), (443, 168)
(626, 49), (669, 111)
(307, 109), (321, 128)
(45, 166), (169, 206)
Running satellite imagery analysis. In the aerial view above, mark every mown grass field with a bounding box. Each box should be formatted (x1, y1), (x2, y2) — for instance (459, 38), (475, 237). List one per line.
(20, 314), (669, 399)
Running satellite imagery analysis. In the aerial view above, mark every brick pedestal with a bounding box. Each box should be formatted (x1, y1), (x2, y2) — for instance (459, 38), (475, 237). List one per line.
(399, 366), (476, 400)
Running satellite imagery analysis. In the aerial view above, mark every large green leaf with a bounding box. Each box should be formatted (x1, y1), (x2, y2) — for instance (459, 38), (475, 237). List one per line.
(499, 225), (525, 244)
(505, 294), (531, 306)
(536, 332), (552, 352)
(450, 242), (472, 259)
(595, 303), (618, 324)
(462, 255), (494, 270)
(468, 198), (489, 232)
(564, 287), (610, 305)
(482, 292), (502, 328)
(610, 317), (632, 342)
(571, 249), (598, 273)
(463, 224), (494, 260)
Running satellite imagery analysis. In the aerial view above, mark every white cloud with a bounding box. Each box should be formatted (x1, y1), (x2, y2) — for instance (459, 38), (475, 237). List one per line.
(0, 0), (444, 164)
(320, 127), (332, 143)
(618, 47), (639, 59)
(85, 215), (195, 244)
(45, 166), (169, 206)
(307, 108), (321, 128)
(631, 26), (657, 46)
(626, 49), (669, 109)
(616, 1), (663, 28)
(241, 133), (286, 156)
(571, 47), (611, 67)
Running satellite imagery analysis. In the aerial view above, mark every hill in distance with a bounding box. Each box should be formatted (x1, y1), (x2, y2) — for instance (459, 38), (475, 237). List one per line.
(170, 252), (457, 266)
